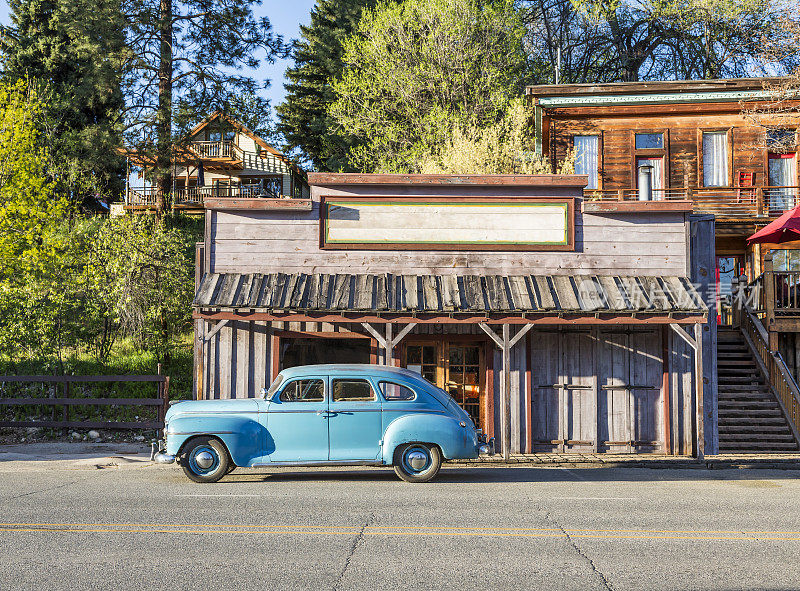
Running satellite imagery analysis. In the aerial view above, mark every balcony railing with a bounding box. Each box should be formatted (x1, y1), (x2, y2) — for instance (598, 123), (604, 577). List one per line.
(125, 181), (283, 208)
(186, 141), (241, 159)
(584, 186), (800, 218)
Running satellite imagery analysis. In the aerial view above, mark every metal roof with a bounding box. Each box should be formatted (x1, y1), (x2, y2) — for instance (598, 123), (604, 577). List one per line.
(194, 273), (706, 315)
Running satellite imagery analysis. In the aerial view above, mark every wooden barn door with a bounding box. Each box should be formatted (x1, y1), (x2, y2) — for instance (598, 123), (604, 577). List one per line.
(530, 330), (596, 452)
(531, 328), (664, 454)
(597, 329), (664, 453)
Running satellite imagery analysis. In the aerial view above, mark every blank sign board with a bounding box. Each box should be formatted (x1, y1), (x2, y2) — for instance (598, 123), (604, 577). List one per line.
(322, 198), (574, 251)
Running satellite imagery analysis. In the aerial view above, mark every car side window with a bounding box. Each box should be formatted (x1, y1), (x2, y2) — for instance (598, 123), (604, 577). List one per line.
(279, 379), (324, 402)
(332, 379), (375, 402)
(379, 381), (416, 401)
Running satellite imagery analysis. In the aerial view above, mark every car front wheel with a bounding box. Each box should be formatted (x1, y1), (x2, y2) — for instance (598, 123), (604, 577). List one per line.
(393, 443), (442, 483)
(180, 436), (230, 483)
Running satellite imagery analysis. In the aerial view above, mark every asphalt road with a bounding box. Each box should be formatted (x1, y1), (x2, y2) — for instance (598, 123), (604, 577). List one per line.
(1, 458), (799, 590)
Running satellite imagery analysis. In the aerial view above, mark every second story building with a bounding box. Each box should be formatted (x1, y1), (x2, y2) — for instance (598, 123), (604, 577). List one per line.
(124, 111), (309, 213)
(526, 77), (800, 303)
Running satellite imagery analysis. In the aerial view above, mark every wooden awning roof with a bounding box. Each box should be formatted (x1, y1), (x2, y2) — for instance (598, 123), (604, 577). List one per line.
(193, 273), (706, 316)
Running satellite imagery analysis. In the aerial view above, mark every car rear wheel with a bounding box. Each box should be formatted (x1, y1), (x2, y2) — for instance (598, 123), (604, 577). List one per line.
(181, 436), (229, 483)
(393, 443), (442, 483)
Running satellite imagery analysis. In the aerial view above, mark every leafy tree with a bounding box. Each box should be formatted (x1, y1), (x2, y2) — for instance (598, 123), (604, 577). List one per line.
(329, 0), (526, 173)
(121, 0), (289, 211)
(418, 99), (575, 174)
(1, 0), (126, 204)
(277, 0), (382, 171)
(87, 216), (195, 363)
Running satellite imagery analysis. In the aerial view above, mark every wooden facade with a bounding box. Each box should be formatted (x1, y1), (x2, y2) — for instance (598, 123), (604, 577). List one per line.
(193, 174), (715, 457)
(526, 78), (800, 290)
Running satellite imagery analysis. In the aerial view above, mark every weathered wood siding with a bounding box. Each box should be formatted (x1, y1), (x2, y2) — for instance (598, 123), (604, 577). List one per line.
(549, 111), (792, 190)
(209, 206), (688, 276)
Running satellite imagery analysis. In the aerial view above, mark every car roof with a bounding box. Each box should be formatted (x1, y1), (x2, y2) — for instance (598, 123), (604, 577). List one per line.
(278, 364), (423, 380)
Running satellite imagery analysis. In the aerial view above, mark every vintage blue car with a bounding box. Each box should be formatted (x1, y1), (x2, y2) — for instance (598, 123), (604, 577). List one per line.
(153, 364), (494, 483)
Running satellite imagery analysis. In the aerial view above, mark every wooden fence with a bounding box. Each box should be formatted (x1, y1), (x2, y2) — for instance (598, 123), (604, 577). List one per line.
(0, 373), (170, 431)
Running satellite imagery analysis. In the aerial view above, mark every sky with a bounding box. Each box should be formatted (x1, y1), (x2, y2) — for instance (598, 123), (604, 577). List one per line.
(0, 0), (318, 108)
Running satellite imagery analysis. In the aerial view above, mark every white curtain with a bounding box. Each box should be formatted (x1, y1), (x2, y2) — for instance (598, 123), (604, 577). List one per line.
(574, 135), (599, 190)
(637, 157), (664, 195)
(768, 155), (797, 211)
(703, 132), (728, 187)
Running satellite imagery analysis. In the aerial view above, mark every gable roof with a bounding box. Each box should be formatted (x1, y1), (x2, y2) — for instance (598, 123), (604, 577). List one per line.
(185, 111), (305, 179)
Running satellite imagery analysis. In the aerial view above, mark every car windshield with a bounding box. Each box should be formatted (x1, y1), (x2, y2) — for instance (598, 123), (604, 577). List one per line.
(264, 374), (284, 398)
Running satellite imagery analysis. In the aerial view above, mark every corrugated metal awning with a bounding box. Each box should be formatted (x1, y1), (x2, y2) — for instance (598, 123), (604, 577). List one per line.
(193, 273), (706, 315)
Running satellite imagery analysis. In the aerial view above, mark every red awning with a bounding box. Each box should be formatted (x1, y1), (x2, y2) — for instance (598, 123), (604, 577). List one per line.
(747, 206), (800, 244)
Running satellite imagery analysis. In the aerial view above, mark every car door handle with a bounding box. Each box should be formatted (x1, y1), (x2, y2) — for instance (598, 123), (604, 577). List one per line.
(316, 411), (337, 417)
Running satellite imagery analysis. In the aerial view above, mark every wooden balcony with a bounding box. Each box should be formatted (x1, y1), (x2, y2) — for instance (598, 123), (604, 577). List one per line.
(584, 186), (800, 220)
(124, 181), (285, 210)
(187, 141), (238, 159)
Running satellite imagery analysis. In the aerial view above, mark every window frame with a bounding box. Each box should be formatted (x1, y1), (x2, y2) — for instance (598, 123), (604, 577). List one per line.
(330, 378), (377, 403)
(631, 129), (669, 191)
(572, 134), (602, 191)
(276, 378), (326, 403)
(377, 380), (418, 402)
(697, 128), (733, 188)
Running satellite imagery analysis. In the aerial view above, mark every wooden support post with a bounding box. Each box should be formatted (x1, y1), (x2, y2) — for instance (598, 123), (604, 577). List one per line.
(694, 323), (705, 460)
(194, 319), (205, 400)
(361, 322), (417, 366)
(669, 323), (705, 458)
(756, 187), (765, 217)
(764, 252), (777, 351)
(479, 323), (533, 461)
(731, 276), (741, 329)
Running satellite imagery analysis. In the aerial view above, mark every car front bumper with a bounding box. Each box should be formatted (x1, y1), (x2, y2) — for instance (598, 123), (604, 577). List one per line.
(151, 439), (176, 464)
(477, 435), (495, 456)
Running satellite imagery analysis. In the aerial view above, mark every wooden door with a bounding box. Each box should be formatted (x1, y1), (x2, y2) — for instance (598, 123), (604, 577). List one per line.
(402, 340), (487, 432)
(598, 330), (632, 452)
(445, 343), (483, 430)
(561, 331), (596, 452)
(531, 330), (560, 452)
(597, 329), (664, 453)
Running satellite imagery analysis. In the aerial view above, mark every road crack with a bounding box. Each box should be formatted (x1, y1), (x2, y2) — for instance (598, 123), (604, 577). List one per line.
(555, 521), (614, 591)
(4, 478), (83, 501)
(332, 513), (375, 591)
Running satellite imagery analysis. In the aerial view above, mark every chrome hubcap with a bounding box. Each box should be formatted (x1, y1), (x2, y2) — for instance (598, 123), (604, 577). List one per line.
(194, 451), (215, 470)
(406, 450), (429, 471)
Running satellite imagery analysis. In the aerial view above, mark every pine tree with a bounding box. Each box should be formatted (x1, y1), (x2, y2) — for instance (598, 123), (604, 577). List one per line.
(277, 0), (381, 172)
(121, 0), (288, 212)
(1, 0), (126, 205)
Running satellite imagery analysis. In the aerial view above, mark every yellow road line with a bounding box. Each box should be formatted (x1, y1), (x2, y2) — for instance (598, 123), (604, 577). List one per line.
(0, 524), (799, 542)
(1, 523), (799, 536)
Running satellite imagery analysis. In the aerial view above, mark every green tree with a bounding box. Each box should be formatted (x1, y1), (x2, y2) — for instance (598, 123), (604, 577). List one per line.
(87, 216), (195, 363)
(1, 0), (126, 204)
(121, 0), (289, 211)
(329, 0), (526, 173)
(277, 0), (381, 171)
(418, 99), (575, 174)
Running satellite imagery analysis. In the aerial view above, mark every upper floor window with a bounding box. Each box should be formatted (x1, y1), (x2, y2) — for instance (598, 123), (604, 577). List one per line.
(209, 130), (235, 142)
(635, 133), (663, 150)
(702, 131), (729, 187)
(573, 135), (599, 190)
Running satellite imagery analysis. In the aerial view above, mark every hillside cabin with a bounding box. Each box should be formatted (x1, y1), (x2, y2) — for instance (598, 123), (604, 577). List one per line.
(122, 112), (309, 213)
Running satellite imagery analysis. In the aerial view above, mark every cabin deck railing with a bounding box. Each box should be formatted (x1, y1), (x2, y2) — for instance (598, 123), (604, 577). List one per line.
(126, 181), (284, 207)
(584, 186), (800, 217)
(737, 301), (800, 442)
(187, 140), (234, 159)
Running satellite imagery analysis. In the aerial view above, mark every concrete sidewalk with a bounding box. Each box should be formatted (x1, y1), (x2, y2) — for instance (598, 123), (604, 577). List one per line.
(2, 442), (800, 471)
(453, 451), (800, 470)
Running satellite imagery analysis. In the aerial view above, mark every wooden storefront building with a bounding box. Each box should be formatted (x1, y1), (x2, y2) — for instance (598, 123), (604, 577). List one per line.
(192, 174), (715, 457)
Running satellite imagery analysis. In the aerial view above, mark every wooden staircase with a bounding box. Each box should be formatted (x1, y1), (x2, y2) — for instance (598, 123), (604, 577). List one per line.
(717, 329), (799, 453)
